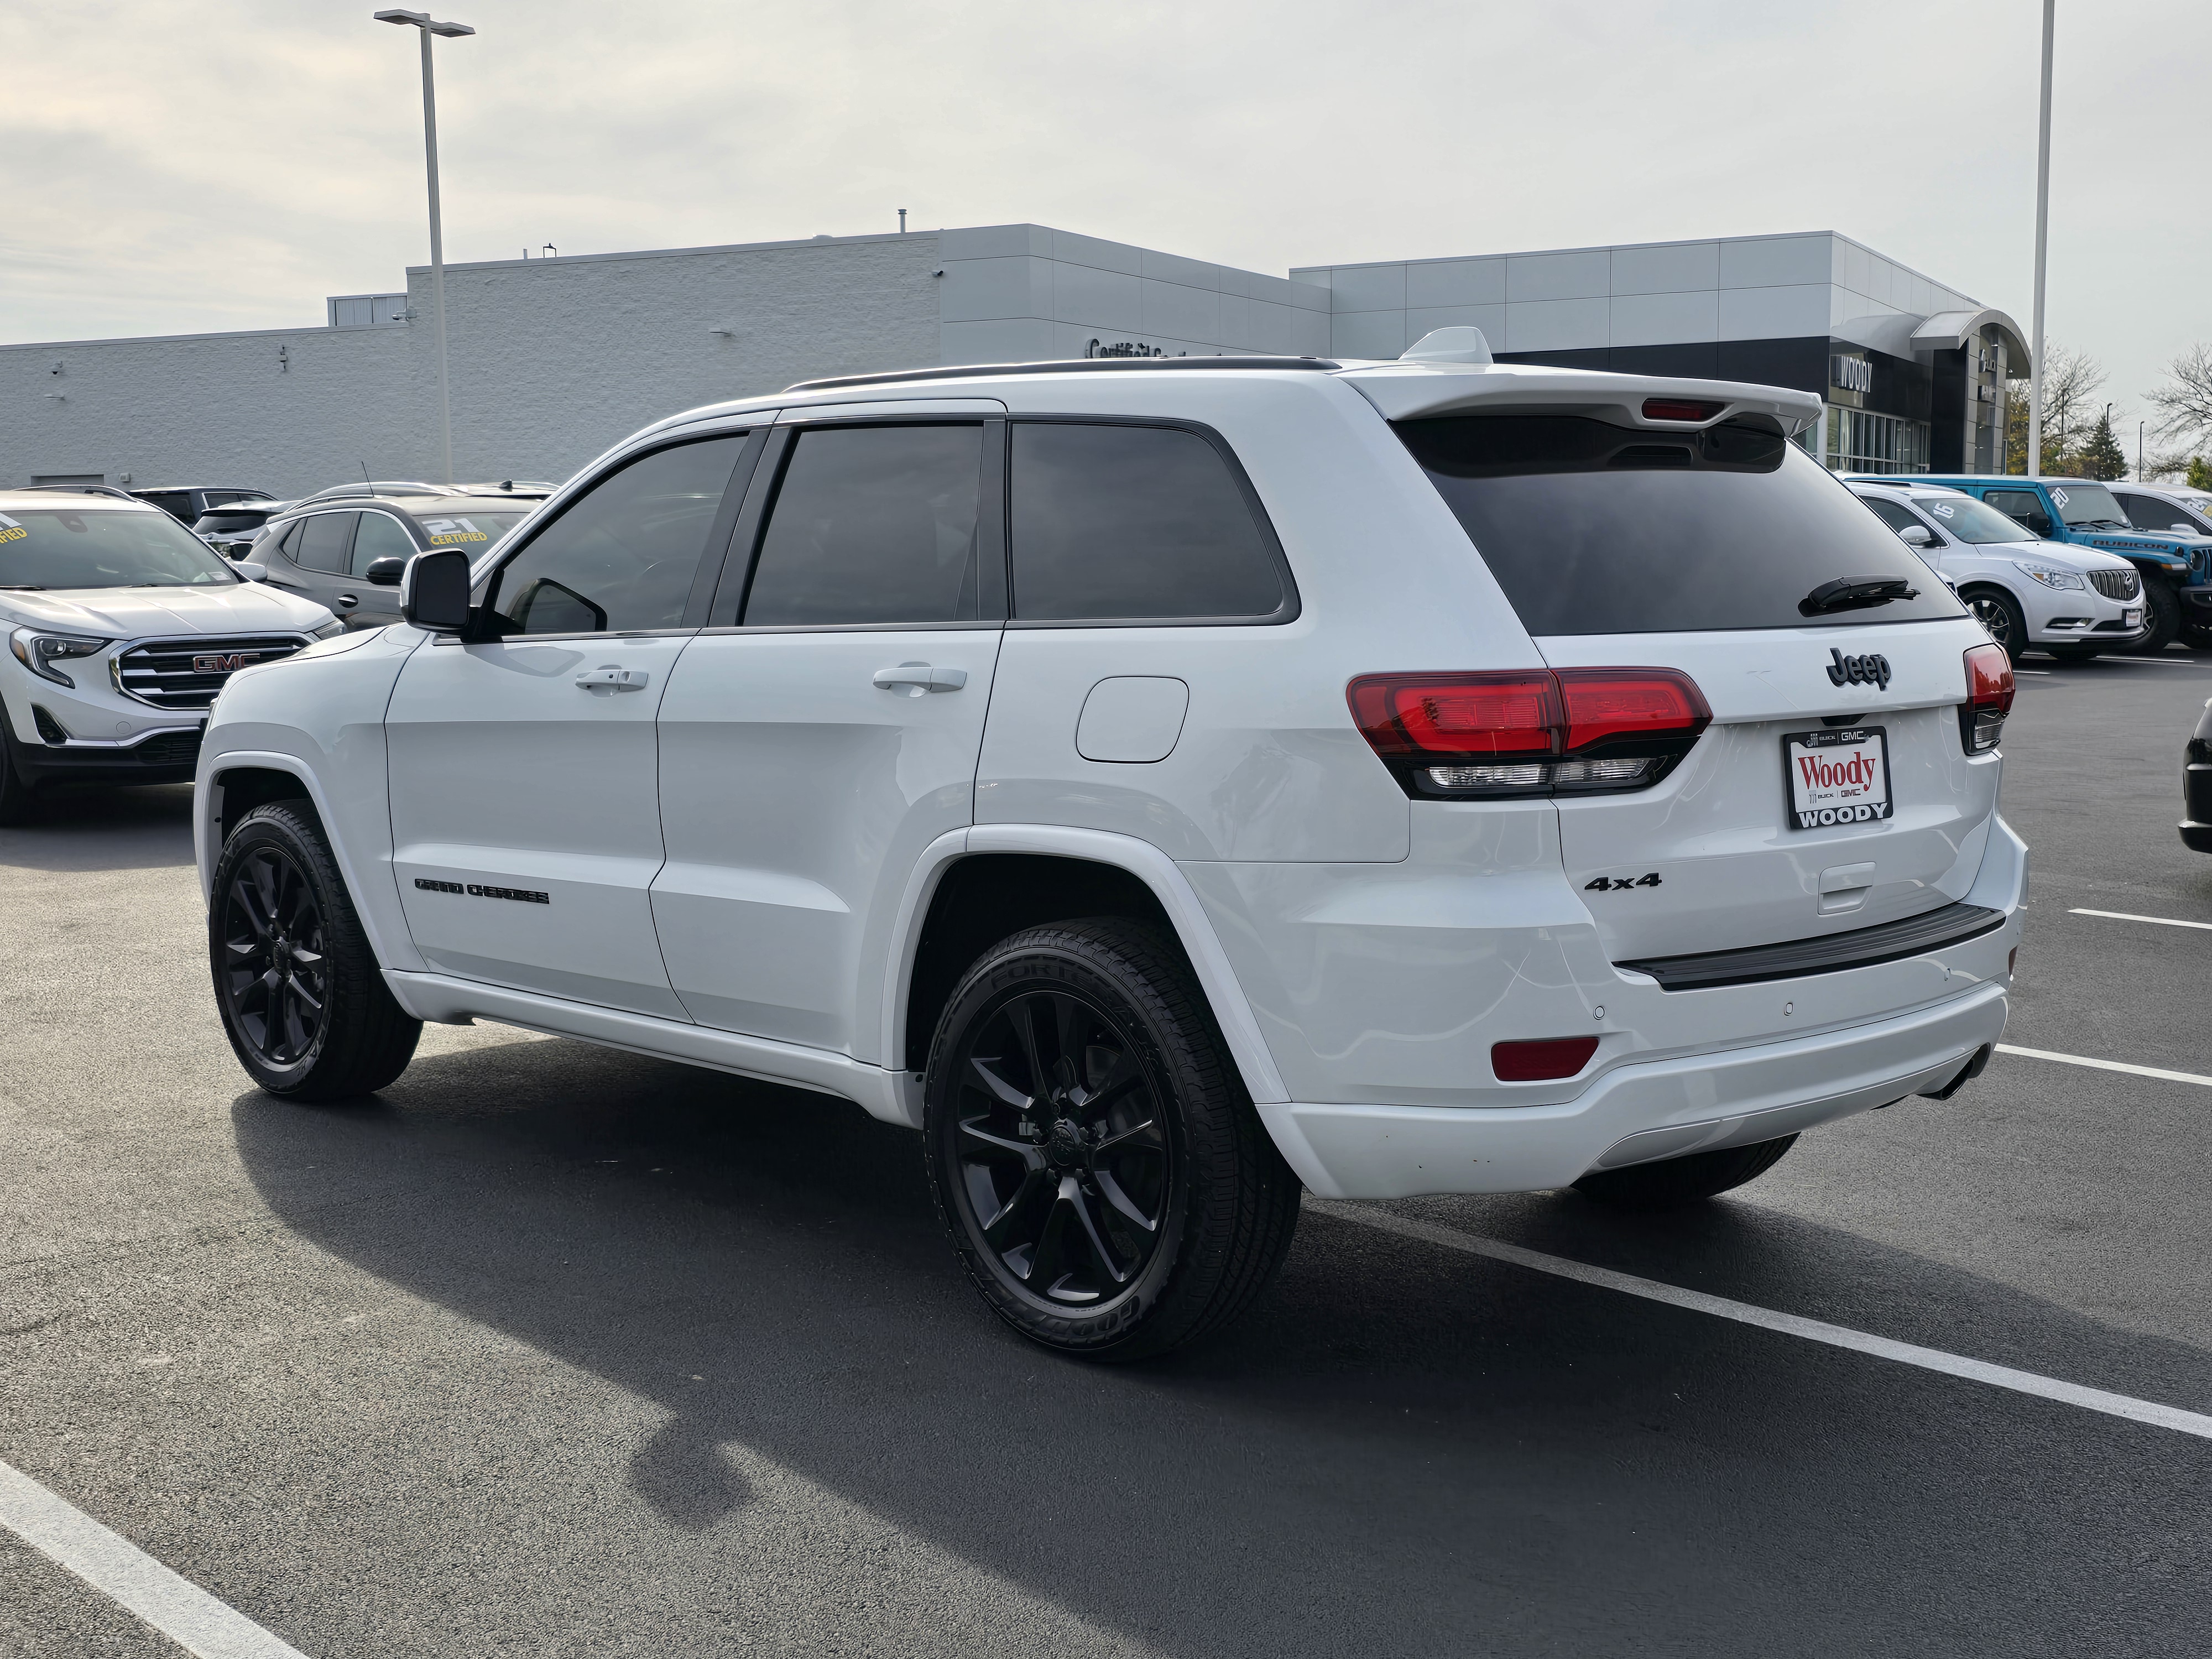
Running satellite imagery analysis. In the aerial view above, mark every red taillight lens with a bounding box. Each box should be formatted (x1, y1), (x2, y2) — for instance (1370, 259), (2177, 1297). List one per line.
(1348, 668), (1710, 796)
(1557, 669), (1712, 750)
(1641, 398), (1724, 423)
(1491, 1036), (1600, 1082)
(1347, 672), (1558, 758)
(1960, 643), (2015, 754)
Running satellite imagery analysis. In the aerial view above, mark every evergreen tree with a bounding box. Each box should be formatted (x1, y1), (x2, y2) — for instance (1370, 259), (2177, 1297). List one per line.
(2190, 456), (2212, 492)
(2078, 410), (2128, 480)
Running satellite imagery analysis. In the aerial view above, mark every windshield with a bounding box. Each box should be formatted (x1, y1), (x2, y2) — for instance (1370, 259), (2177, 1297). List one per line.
(1917, 495), (2044, 545)
(2047, 482), (2128, 529)
(0, 507), (241, 589)
(1394, 415), (1965, 634)
(410, 511), (528, 549)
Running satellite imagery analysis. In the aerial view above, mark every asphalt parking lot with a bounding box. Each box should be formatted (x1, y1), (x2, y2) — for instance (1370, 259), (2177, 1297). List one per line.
(4, 654), (2212, 1658)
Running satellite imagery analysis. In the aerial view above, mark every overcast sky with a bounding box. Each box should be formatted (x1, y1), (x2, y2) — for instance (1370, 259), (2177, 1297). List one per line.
(3, 0), (2203, 445)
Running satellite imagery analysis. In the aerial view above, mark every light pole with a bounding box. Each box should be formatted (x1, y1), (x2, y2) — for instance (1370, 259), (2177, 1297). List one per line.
(2027, 0), (2055, 479)
(375, 9), (475, 486)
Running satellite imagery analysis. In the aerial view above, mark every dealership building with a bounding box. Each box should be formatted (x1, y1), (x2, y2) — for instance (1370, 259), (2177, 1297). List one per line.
(0, 223), (2027, 498)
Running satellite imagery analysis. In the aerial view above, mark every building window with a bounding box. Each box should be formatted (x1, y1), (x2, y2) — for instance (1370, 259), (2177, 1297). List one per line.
(1826, 406), (1929, 475)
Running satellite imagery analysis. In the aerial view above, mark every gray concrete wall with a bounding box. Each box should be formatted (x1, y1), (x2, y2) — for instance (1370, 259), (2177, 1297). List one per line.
(0, 223), (1317, 501)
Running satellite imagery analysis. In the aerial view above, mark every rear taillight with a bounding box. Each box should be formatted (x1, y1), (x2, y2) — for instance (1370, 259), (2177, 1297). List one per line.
(1491, 1036), (1600, 1082)
(1348, 669), (1710, 798)
(1959, 643), (2015, 754)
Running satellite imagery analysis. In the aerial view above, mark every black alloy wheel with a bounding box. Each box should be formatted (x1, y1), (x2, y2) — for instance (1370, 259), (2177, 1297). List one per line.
(947, 984), (1173, 1308)
(1963, 586), (2025, 663)
(219, 843), (331, 1068)
(207, 802), (420, 1099)
(924, 918), (1302, 1360)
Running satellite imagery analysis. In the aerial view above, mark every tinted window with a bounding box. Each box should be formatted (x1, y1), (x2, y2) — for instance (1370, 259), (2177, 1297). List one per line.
(743, 424), (983, 627)
(295, 512), (356, 572)
(487, 436), (743, 636)
(274, 521), (305, 562)
(2121, 492), (2210, 536)
(1009, 422), (1282, 621)
(1918, 494), (2038, 544)
(1861, 495), (1931, 536)
(1983, 490), (2053, 534)
(1396, 416), (1965, 635)
(135, 492), (191, 521)
(351, 511), (418, 574)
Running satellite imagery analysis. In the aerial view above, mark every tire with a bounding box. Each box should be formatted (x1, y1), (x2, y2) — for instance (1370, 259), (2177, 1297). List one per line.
(2128, 575), (2182, 654)
(922, 917), (1302, 1361)
(1960, 586), (2027, 664)
(0, 719), (36, 827)
(1572, 1134), (1797, 1209)
(208, 802), (420, 1100)
(2183, 623), (2212, 654)
(2044, 644), (2100, 662)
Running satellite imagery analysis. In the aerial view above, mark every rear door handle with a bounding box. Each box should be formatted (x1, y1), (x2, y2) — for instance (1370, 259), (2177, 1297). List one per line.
(335, 593), (359, 609)
(873, 662), (968, 696)
(575, 666), (650, 692)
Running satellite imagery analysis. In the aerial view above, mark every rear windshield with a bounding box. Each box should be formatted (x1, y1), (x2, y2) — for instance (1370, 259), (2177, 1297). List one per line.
(0, 507), (241, 589)
(1395, 415), (1965, 635)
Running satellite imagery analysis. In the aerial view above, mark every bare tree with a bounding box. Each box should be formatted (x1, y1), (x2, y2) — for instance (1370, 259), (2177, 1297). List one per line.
(2004, 342), (2108, 473)
(2146, 343), (2212, 455)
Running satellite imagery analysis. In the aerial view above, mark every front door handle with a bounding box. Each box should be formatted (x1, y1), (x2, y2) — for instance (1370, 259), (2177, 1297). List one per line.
(873, 662), (968, 696)
(576, 666), (650, 693)
(335, 593), (359, 609)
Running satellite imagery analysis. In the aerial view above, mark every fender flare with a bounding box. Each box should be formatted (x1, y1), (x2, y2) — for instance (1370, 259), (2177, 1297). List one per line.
(876, 823), (1291, 1116)
(195, 747), (427, 974)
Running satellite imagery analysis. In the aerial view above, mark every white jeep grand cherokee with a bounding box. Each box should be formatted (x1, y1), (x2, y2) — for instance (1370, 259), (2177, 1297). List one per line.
(0, 488), (340, 822)
(196, 347), (2024, 1359)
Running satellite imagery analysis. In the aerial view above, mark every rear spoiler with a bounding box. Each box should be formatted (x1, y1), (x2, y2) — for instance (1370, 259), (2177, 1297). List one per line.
(1335, 359), (1824, 439)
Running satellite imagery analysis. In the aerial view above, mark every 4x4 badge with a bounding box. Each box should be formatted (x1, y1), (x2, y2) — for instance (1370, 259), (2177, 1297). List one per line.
(1825, 648), (1891, 689)
(1586, 873), (1662, 891)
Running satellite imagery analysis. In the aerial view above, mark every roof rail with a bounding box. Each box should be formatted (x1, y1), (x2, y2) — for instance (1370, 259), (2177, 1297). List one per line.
(18, 483), (139, 502)
(784, 355), (1342, 394)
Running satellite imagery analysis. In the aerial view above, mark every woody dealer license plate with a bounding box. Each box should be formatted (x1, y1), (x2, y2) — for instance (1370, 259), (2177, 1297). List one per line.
(1783, 726), (1892, 831)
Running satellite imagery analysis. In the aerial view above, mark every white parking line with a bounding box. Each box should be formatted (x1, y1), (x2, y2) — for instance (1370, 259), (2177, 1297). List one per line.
(0, 1458), (310, 1658)
(2068, 906), (2212, 931)
(1308, 1201), (2212, 1441)
(1992, 1042), (2212, 1087)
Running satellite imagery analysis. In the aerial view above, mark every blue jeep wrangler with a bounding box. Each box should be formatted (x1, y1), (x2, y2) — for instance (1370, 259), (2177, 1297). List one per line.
(1907, 475), (2208, 651)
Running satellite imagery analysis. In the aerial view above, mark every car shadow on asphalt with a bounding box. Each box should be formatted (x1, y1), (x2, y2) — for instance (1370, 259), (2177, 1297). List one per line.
(0, 783), (195, 872)
(228, 1036), (2212, 1658)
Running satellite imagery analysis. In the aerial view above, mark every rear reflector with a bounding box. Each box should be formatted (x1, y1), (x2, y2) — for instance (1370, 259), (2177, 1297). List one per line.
(1491, 1036), (1600, 1082)
(1959, 643), (2015, 754)
(1349, 668), (1710, 797)
(1641, 398), (1725, 423)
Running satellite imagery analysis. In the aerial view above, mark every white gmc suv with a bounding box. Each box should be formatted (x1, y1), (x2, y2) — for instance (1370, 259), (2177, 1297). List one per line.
(196, 342), (2025, 1359)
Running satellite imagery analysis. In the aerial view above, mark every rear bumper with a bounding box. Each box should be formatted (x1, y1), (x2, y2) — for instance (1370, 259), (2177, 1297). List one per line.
(1260, 978), (2008, 1199)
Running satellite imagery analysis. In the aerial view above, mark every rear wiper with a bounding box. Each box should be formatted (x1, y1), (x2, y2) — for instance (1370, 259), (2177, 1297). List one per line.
(1801, 575), (1919, 615)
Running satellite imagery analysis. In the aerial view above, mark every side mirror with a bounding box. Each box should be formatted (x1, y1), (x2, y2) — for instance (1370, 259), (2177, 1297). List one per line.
(401, 548), (473, 633)
(364, 556), (407, 587)
(235, 561), (268, 582)
(1898, 523), (1934, 547)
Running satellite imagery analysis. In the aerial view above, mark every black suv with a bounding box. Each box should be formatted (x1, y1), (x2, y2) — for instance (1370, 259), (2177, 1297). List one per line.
(248, 493), (536, 627)
(132, 486), (272, 524)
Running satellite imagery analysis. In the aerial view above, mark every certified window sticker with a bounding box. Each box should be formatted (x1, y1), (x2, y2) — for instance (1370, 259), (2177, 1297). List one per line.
(0, 513), (23, 545)
(422, 517), (489, 546)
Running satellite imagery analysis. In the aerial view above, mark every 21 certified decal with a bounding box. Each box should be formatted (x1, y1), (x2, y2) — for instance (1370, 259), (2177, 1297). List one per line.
(422, 517), (492, 546)
(0, 513), (23, 545)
